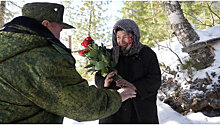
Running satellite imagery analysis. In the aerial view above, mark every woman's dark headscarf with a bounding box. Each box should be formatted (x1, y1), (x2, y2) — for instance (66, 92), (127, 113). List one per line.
(112, 19), (144, 64)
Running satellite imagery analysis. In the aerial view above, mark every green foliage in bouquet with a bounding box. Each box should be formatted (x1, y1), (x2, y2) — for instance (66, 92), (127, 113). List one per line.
(78, 37), (119, 78)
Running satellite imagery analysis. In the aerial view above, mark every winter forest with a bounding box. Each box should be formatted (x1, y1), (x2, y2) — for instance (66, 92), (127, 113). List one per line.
(0, 1), (220, 124)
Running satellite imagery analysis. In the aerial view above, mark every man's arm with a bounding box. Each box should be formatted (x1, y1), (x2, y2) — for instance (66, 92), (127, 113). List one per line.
(13, 45), (122, 122)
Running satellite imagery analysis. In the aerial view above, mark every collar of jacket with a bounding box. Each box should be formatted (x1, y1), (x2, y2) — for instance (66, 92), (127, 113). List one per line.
(3, 16), (72, 54)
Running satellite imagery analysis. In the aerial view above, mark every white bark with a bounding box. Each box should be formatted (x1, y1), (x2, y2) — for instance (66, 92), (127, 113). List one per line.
(0, 1), (6, 28)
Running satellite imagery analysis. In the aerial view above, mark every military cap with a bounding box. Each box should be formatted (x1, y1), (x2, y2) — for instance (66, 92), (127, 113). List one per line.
(22, 2), (75, 29)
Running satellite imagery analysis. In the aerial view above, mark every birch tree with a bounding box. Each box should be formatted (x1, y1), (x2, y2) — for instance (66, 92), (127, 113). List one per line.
(0, 1), (6, 28)
(164, 1), (214, 69)
(164, 1), (200, 47)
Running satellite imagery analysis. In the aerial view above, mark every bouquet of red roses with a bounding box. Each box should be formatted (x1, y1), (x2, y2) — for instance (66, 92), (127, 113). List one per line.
(78, 37), (121, 80)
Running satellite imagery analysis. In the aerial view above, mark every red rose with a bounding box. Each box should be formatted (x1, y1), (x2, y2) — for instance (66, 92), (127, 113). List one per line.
(85, 36), (94, 41)
(84, 49), (89, 53)
(81, 37), (94, 47)
(78, 50), (84, 56)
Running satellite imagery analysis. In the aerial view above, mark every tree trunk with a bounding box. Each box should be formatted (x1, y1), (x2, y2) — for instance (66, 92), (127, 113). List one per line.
(164, 1), (214, 69)
(0, 1), (6, 28)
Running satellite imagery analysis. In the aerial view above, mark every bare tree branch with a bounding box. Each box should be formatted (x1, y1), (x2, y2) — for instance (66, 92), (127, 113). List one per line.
(88, 1), (92, 36)
(207, 3), (215, 26)
(183, 12), (213, 27)
(156, 40), (184, 65)
(8, 1), (22, 9)
(207, 3), (220, 20)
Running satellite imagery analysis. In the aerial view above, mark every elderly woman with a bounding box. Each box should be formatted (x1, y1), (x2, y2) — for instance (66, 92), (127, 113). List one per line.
(95, 19), (161, 124)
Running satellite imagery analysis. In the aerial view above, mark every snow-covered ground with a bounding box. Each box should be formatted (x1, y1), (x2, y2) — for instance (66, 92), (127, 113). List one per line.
(63, 99), (220, 124)
(63, 26), (220, 124)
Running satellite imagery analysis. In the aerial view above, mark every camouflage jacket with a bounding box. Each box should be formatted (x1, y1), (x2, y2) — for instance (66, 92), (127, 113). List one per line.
(0, 17), (121, 123)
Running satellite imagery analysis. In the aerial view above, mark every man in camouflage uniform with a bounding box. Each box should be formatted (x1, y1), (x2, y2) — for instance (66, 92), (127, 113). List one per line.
(0, 2), (136, 123)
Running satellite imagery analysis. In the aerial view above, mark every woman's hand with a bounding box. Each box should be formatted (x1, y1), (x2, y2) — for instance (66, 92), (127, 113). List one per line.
(117, 88), (136, 102)
(104, 72), (117, 87)
(116, 79), (137, 91)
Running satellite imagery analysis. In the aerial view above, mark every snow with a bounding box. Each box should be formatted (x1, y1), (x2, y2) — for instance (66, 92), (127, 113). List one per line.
(63, 99), (220, 124)
(62, 26), (220, 124)
(196, 26), (220, 43)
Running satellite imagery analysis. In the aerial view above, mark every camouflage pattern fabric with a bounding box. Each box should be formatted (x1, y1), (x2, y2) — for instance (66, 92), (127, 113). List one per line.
(0, 25), (121, 123)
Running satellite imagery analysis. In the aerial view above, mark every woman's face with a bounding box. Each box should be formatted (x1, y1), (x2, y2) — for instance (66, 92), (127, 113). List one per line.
(116, 30), (130, 48)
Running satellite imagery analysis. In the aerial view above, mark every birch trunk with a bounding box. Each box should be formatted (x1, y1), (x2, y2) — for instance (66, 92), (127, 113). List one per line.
(164, 1), (199, 47)
(164, 1), (214, 69)
(0, 1), (6, 28)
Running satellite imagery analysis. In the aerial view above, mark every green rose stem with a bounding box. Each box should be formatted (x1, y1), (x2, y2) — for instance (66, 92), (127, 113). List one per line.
(87, 44), (94, 51)
(112, 74), (122, 81)
(112, 74), (127, 88)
